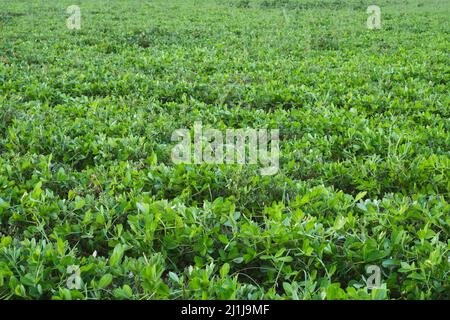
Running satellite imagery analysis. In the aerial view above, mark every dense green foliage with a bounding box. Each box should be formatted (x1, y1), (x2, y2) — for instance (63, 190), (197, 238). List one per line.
(0, 0), (449, 300)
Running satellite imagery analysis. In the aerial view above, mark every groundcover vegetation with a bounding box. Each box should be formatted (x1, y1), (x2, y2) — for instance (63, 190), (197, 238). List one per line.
(0, 0), (448, 300)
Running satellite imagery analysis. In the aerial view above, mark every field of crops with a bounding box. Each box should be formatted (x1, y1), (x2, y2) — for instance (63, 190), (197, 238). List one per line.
(0, 0), (449, 300)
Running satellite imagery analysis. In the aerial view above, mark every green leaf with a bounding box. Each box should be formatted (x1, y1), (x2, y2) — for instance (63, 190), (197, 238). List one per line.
(276, 256), (293, 263)
(137, 202), (149, 215)
(0, 198), (10, 214)
(220, 263), (230, 277)
(98, 274), (113, 289)
(168, 272), (180, 283)
(109, 244), (125, 267)
(57, 238), (65, 255)
(122, 285), (133, 297)
(232, 257), (244, 264)
(74, 198), (86, 211)
(354, 191), (367, 202)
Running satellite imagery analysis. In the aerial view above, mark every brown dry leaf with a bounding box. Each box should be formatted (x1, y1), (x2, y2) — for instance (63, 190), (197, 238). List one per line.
(0, 56), (10, 64)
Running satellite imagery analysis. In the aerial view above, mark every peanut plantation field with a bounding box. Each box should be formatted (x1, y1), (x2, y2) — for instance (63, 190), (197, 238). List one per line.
(0, 0), (449, 300)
